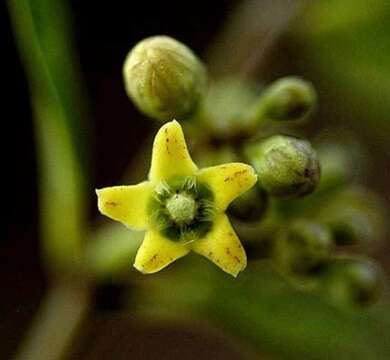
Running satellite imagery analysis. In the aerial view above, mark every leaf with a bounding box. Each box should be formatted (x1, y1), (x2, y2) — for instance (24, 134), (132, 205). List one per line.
(8, 0), (90, 272)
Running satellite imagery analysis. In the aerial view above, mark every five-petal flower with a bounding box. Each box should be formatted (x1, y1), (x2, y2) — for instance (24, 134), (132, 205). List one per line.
(96, 120), (257, 276)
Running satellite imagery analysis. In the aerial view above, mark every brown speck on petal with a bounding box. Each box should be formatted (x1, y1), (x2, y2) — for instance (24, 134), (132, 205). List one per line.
(234, 170), (247, 177)
(105, 201), (118, 207)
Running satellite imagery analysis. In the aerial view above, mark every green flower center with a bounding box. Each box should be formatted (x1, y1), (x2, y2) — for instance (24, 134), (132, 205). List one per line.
(166, 193), (197, 224)
(148, 176), (215, 242)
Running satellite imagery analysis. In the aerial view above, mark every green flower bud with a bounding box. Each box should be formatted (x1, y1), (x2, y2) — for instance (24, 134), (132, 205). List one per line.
(321, 257), (383, 307)
(194, 145), (238, 168)
(246, 135), (320, 197)
(273, 219), (333, 277)
(320, 208), (373, 246)
(202, 77), (258, 137)
(252, 77), (316, 122)
(228, 186), (268, 222)
(316, 143), (353, 192)
(315, 186), (387, 249)
(123, 36), (207, 121)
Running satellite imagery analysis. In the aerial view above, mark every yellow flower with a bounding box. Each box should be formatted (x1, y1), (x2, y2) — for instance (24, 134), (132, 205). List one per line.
(96, 120), (257, 277)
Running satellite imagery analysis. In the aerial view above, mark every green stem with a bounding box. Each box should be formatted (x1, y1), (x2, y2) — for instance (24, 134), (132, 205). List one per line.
(8, 1), (93, 358)
(205, 0), (304, 78)
(8, 0), (89, 273)
(15, 283), (90, 360)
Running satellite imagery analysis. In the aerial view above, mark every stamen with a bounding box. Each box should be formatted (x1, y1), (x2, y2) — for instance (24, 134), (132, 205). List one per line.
(166, 193), (197, 224)
(149, 176), (215, 241)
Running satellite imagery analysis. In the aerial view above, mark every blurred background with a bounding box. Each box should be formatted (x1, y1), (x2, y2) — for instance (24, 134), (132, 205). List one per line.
(4, 0), (390, 359)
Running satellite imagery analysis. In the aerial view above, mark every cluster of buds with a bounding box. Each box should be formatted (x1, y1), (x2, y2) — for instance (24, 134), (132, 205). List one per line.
(98, 35), (387, 308)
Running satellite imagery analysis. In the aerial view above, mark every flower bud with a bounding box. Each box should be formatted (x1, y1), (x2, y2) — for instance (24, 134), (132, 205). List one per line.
(320, 208), (373, 246)
(228, 186), (268, 222)
(272, 219), (333, 277)
(316, 143), (353, 192)
(252, 77), (316, 122)
(195, 145), (238, 168)
(202, 77), (258, 137)
(321, 257), (383, 307)
(246, 135), (320, 197)
(315, 186), (387, 249)
(123, 36), (207, 121)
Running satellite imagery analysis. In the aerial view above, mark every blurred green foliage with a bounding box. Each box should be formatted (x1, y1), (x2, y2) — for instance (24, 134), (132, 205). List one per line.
(295, 0), (390, 149)
(137, 259), (390, 359)
(9, 0), (89, 273)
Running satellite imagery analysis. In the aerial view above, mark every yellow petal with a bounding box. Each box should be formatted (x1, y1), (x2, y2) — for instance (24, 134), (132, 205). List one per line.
(134, 230), (190, 273)
(192, 214), (247, 277)
(149, 120), (198, 181)
(96, 182), (153, 230)
(197, 163), (257, 211)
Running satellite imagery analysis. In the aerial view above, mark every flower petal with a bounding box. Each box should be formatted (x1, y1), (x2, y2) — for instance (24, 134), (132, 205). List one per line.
(149, 120), (198, 181)
(96, 182), (153, 230)
(192, 214), (247, 277)
(197, 163), (257, 211)
(134, 231), (190, 273)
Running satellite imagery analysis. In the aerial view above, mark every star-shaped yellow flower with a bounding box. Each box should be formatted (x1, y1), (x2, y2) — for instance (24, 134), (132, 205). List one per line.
(96, 120), (257, 277)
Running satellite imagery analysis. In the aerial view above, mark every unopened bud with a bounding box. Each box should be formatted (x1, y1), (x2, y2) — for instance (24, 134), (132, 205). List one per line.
(195, 145), (238, 168)
(202, 77), (258, 137)
(315, 186), (387, 249)
(320, 207), (373, 246)
(246, 135), (320, 197)
(253, 77), (316, 122)
(316, 143), (353, 192)
(123, 36), (206, 121)
(228, 186), (268, 222)
(321, 257), (383, 307)
(273, 219), (332, 277)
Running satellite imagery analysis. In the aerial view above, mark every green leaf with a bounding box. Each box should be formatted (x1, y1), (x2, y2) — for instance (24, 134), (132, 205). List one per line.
(8, 0), (90, 273)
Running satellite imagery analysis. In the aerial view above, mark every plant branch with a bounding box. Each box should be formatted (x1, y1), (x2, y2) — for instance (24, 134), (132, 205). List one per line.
(205, 0), (304, 79)
(15, 283), (90, 360)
